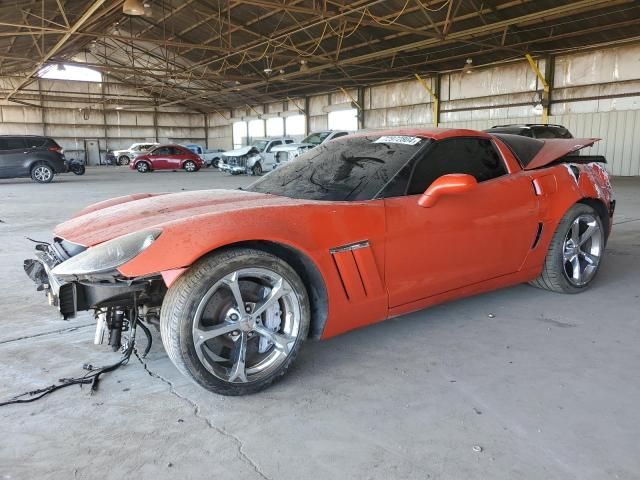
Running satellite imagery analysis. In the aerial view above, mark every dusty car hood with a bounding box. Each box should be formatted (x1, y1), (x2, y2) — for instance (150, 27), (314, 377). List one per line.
(54, 190), (299, 247)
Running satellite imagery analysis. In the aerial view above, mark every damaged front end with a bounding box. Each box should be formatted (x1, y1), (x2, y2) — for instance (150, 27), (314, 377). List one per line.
(24, 231), (167, 350)
(218, 146), (261, 175)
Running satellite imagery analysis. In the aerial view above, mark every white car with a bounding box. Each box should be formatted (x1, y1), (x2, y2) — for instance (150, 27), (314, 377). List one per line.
(271, 130), (351, 168)
(113, 142), (159, 166)
(219, 138), (294, 175)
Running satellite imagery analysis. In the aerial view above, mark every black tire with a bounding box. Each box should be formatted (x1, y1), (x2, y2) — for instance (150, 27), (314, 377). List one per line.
(184, 160), (197, 172)
(160, 248), (310, 396)
(211, 157), (221, 169)
(530, 203), (605, 293)
(118, 155), (130, 166)
(31, 162), (54, 183)
(72, 165), (86, 175)
(251, 162), (263, 176)
(136, 161), (150, 173)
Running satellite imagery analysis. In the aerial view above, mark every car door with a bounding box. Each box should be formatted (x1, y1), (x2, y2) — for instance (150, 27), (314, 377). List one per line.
(149, 146), (171, 169)
(384, 137), (539, 308)
(169, 146), (189, 168)
(262, 140), (281, 168)
(0, 137), (29, 178)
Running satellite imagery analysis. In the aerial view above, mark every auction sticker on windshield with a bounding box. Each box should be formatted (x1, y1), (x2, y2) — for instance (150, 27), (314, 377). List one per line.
(373, 135), (422, 145)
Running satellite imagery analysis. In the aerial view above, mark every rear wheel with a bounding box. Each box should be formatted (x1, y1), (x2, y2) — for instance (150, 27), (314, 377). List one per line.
(31, 163), (54, 183)
(160, 248), (310, 395)
(184, 160), (197, 172)
(136, 161), (150, 173)
(118, 155), (130, 166)
(530, 204), (605, 293)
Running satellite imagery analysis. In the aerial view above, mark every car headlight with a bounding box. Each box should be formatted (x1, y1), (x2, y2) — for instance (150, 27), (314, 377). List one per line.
(52, 229), (161, 278)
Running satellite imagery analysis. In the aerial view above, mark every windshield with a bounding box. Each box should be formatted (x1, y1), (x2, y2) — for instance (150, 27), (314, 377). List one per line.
(301, 131), (332, 145)
(251, 140), (269, 152)
(247, 135), (428, 201)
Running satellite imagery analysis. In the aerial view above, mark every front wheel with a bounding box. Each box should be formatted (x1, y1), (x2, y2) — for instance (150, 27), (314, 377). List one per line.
(530, 204), (605, 293)
(118, 155), (130, 166)
(251, 162), (263, 176)
(136, 161), (150, 173)
(160, 248), (310, 396)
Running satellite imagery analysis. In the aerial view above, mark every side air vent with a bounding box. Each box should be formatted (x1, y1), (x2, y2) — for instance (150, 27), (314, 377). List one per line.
(330, 241), (384, 301)
(531, 222), (543, 249)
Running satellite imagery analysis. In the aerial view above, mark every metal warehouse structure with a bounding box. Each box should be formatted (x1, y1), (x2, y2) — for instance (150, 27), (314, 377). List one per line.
(1, 0), (639, 174)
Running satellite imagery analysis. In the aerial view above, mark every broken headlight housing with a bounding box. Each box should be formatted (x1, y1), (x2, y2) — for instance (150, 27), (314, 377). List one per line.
(52, 229), (161, 278)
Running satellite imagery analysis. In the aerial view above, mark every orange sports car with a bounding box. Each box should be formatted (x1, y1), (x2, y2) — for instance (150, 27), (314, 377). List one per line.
(24, 128), (614, 395)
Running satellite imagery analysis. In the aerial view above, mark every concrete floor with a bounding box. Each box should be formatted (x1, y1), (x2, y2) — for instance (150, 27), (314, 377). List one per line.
(0, 168), (638, 480)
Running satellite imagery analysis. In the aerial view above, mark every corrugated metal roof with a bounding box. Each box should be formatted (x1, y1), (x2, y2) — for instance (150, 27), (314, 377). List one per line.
(0, 0), (639, 110)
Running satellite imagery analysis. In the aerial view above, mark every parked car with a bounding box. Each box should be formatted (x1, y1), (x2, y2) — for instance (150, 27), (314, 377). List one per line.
(25, 128), (614, 396)
(271, 130), (351, 168)
(0, 135), (67, 183)
(130, 144), (203, 173)
(218, 146), (263, 175)
(113, 142), (158, 166)
(484, 124), (573, 139)
(182, 144), (225, 168)
(250, 137), (295, 171)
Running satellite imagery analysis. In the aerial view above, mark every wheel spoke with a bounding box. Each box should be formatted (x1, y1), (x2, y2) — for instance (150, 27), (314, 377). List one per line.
(578, 223), (597, 246)
(228, 332), (248, 383)
(563, 249), (575, 261)
(254, 325), (295, 355)
(570, 256), (581, 282)
(570, 220), (580, 244)
(194, 322), (237, 347)
(223, 272), (245, 310)
(252, 278), (285, 318)
(581, 251), (598, 265)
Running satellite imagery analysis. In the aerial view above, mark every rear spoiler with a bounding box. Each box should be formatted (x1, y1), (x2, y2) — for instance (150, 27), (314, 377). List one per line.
(524, 138), (600, 170)
(555, 155), (606, 165)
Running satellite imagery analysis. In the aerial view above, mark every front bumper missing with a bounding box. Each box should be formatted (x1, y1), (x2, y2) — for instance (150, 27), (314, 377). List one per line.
(24, 243), (149, 320)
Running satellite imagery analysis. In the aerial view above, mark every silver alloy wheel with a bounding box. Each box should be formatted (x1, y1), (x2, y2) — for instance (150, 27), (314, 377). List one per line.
(192, 268), (301, 384)
(137, 162), (149, 172)
(562, 213), (603, 286)
(33, 165), (52, 182)
(185, 161), (196, 172)
(118, 155), (130, 165)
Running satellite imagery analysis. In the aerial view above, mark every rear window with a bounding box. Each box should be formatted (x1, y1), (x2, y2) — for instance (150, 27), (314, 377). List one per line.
(531, 126), (573, 139)
(491, 134), (544, 168)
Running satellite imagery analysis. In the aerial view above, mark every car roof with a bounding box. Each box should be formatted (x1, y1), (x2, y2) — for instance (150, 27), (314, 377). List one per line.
(354, 128), (491, 141)
(488, 124), (568, 129)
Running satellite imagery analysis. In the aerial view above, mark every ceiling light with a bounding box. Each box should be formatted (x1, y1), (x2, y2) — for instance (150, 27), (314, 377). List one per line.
(263, 67), (273, 75)
(279, 69), (285, 74)
(462, 58), (473, 75)
(123, 0), (145, 15)
(299, 59), (309, 72)
(115, 106), (123, 110)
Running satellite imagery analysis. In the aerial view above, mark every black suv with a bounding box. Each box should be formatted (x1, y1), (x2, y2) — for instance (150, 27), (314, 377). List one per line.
(484, 124), (573, 139)
(0, 135), (67, 183)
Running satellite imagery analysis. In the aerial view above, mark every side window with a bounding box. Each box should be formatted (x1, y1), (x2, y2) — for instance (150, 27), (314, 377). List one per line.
(267, 140), (281, 152)
(154, 147), (170, 155)
(285, 139), (294, 144)
(332, 132), (349, 139)
(407, 138), (507, 195)
(4, 137), (27, 150)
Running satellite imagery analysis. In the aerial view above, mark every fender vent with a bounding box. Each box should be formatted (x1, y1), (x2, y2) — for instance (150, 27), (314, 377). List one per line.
(330, 241), (383, 301)
(531, 222), (543, 249)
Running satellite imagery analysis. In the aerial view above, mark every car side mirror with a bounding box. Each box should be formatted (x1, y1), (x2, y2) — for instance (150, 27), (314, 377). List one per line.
(418, 174), (477, 208)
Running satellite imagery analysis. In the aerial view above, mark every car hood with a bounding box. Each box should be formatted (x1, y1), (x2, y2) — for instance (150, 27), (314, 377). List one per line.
(271, 142), (314, 152)
(54, 190), (300, 247)
(223, 146), (261, 157)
